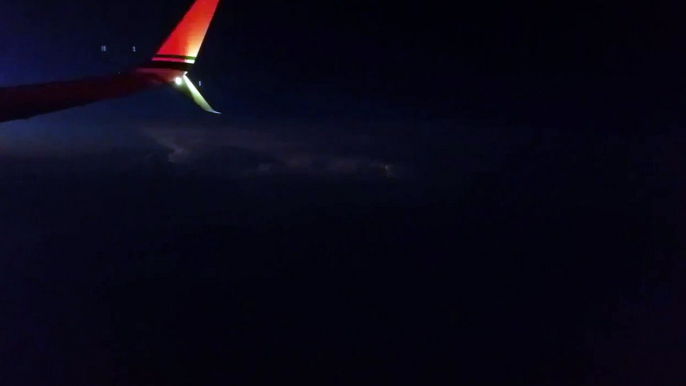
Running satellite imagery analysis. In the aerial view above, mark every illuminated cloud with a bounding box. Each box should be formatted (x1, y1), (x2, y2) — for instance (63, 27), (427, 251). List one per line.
(0, 117), (415, 181)
(139, 121), (412, 180)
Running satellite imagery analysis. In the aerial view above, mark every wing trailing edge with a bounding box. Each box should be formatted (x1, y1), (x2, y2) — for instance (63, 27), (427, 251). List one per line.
(180, 74), (220, 114)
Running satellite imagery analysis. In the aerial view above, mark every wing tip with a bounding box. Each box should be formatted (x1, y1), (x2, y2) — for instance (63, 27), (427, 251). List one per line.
(154, 0), (221, 61)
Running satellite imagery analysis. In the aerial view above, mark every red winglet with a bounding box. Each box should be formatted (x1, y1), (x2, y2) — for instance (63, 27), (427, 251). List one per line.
(152, 0), (221, 65)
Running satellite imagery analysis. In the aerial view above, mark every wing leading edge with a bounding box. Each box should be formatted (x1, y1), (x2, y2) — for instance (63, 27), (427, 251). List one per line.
(0, 0), (220, 124)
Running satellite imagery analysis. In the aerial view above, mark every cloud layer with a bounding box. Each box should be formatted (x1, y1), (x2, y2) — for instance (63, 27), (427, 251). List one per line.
(139, 120), (411, 180)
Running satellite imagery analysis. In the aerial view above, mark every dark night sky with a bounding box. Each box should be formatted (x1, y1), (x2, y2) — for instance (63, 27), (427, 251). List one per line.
(1, 0), (686, 385)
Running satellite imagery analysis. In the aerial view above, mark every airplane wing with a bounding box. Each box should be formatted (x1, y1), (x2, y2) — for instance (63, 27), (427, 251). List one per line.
(0, 0), (221, 124)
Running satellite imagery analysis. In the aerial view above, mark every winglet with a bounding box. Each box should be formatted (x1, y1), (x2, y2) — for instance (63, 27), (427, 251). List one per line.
(151, 0), (221, 70)
(138, 0), (221, 113)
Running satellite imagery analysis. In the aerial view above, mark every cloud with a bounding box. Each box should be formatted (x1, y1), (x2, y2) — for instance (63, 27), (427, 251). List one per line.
(139, 120), (411, 180)
(0, 117), (423, 181)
